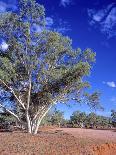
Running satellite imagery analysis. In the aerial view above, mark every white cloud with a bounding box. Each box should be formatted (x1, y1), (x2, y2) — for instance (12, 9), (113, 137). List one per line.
(88, 9), (105, 23)
(0, 1), (7, 12)
(103, 81), (116, 88)
(45, 16), (71, 34)
(60, 0), (72, 7)
(110, 97), (116, 103)
(31, 16), (70, 34)
(32, 24), (44, 33)
(54, 18), (71, 33)
(107, 82), (116, 88)
(0, 42), (8, 51)
(54, 27), (71, 33)
(35, 26), (43, 33)
(32, 17), (54, 33)
(46, 17), (54, 26)
(88, 3), (116, 38)
(0, 1), (17, 13)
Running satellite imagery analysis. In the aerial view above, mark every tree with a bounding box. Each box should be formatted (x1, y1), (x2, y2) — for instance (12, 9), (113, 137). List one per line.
(111, 110), (116, 127)
(40, 107), (55, 126)
(95, 115), (110, 128)
(70, 111), (111, 129)
(86, 112), (97, 128)
(40, 113), (52, 126)
(0, 111), (16, 124)
(0, 0), (100, 134)
(70, 111), (87, 127)
(50, 109), (64, 127)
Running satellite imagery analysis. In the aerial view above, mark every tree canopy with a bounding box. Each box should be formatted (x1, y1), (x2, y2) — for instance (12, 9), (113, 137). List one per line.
(0, 0), (101, 134)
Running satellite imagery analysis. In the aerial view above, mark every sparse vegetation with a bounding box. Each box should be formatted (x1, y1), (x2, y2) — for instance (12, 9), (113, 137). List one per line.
(0, 0), (115, 155)
(41, 110), (114, 129)
(68, 111), (113, 129)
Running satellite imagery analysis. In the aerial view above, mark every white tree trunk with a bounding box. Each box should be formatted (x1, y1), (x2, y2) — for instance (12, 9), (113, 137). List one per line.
(26, 112), (32, 133)
(26, 74), (32, 133)
(31, 105), (53, 134)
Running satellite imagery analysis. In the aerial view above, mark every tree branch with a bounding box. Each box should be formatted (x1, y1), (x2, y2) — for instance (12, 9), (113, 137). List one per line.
(33, 105), (47, 121)
(33, 104), (53, 134)
(0, 79), (25, 110)
(25, 73), (32, 133)
(0, 102), (21, 122)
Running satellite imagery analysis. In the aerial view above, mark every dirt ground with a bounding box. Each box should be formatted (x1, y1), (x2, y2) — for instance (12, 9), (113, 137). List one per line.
(0, 127), (116, 155)
(60, 128), (116, 144)
(59, 128), (116, 155)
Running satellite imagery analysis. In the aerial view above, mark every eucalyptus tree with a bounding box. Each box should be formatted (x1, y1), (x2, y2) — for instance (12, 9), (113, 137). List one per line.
(70, 111), (87, 127)
(50, 109), (64, 127)
(86, 112), (97, 128)
(0, 0), (100, 134)
(111, 110), (116, 127)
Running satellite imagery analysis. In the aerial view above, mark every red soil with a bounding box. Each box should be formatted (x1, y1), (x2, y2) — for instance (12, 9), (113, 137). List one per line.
(52, 128), (116, 155)
(91, 143), (116, 155)
(60, 128), (116, 144)
(0, 127), (115, 155)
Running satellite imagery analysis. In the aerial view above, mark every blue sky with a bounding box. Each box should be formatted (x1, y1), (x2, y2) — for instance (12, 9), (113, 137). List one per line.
(0, 0), (116, 119)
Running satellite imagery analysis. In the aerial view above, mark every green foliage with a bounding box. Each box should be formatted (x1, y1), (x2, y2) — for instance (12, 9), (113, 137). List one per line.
(41, 108), (64, 126)
(111, 110), (116, 127)
(0, 0), (101, 125)
(51, 109), (64, 126)
(70, 111), (112, 128)
(96, 115), (111, 127)
(40, 112), (52, 126)
(84, 92), (103, 110)
(86, 112), (97, 127)
(0, 112), (16, 123)
(70, 111), (86, 127)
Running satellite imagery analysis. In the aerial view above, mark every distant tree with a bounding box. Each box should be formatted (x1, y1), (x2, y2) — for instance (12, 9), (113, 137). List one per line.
(70, 111), (87, 127)
(40, 113), (52, 126)
(0, 111), (16, 124)
(40, 107), (55, 126)
(61, 119), (69, 127)
(111, 110), (116, 127)
(96, 115), (110, 128)
(69, 110), (112, 129)
(41, 108), (66, 127)
(86, 112), (97, 128)
(0, 0), (101, 134)
(51, 109), (64, 127)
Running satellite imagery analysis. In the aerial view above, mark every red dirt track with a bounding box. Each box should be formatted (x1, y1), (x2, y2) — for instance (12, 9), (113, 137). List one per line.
(0, 127), (116, 155)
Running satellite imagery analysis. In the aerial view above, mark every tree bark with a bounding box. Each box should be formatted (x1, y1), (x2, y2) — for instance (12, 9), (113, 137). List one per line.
(26, 111), (31, 133)
(26, 73), (32, 133)
(0, 79), (25, 109)
(32, 105), (53, 134)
